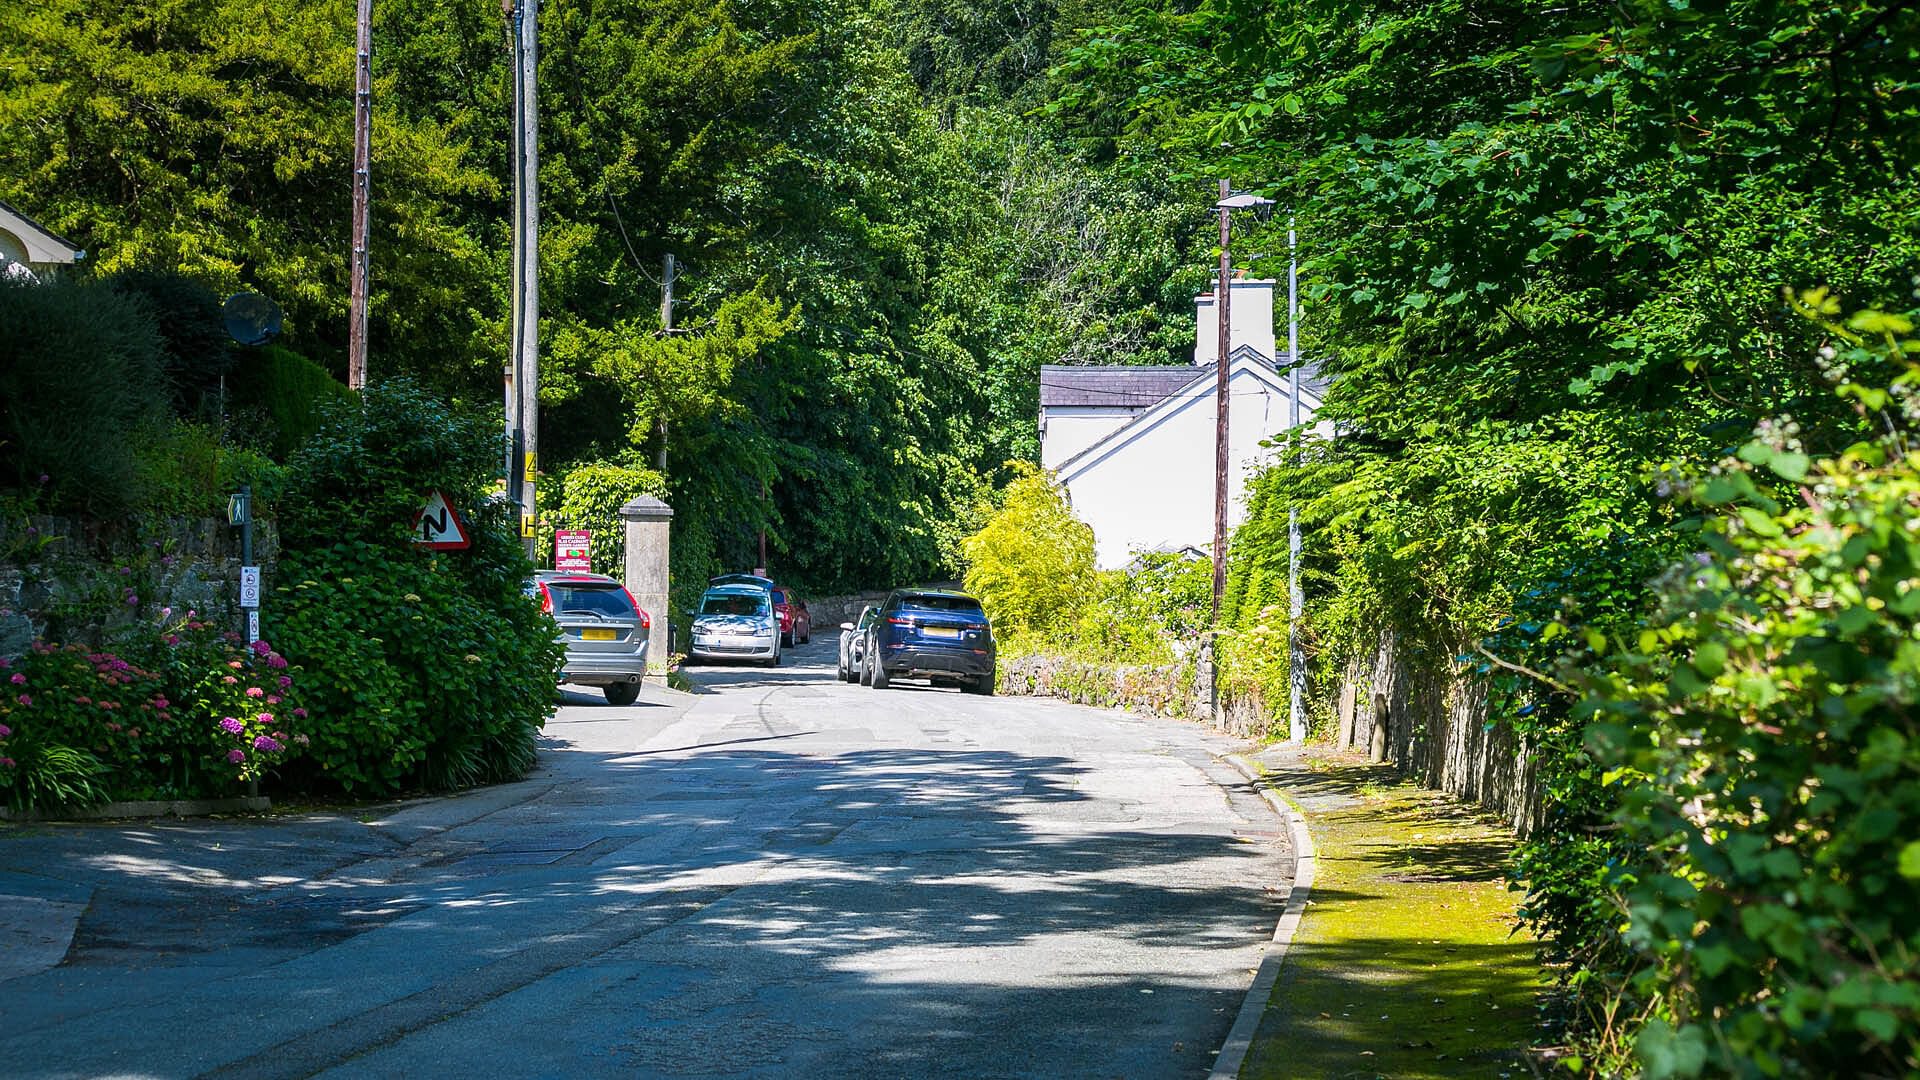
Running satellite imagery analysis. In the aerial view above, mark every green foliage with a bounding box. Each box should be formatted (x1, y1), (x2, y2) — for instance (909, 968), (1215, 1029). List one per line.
(0, 278), (166, 514)
(130, 421), (287, 518)
(549, 459), (668, 577)
(106, 270), (233, 419)
(0, 622), (309, 809)
(228, 346), (358, 460)
(272, 379), (563, 796)
(1566, 345), (1920, 1074)
(961, 463), (1096, 647)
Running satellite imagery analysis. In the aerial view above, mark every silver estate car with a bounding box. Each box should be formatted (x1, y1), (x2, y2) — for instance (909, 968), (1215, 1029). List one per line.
(688, 584), (781, 666)
(531, 571), (651, 705)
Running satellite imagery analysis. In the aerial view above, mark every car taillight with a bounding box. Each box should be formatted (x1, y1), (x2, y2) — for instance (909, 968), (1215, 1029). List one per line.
(621, 587), (650, 629)
(888, 616), (914, 626)
(538, 582), (553, 614)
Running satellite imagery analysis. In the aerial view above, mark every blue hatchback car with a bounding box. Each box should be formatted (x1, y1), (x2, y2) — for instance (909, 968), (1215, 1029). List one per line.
(861, 589), (995, 695)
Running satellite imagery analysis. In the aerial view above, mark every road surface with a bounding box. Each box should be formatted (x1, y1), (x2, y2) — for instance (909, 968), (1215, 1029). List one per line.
(1, 636), (1290, 1078)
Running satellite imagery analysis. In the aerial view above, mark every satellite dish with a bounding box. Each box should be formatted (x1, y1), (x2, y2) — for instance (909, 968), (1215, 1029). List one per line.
(222, 292), (283, 346)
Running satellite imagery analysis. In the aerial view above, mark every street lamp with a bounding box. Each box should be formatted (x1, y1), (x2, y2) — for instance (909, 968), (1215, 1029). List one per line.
(1210, 184), (1278, 629)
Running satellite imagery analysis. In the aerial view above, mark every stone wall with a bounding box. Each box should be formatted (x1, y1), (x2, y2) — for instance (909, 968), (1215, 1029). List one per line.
(0, 514), (275, 659)
(999, 627), (1540, 833)
(1331, 630), (1540, 833)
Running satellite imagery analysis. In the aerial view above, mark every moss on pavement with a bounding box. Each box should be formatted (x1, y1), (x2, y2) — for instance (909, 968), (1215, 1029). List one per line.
(1240, 750), (1544, 1079)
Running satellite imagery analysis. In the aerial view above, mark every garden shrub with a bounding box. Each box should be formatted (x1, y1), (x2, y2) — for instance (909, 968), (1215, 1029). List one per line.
(227, 345), (356, 459)
(271, 378), (563, 795)
(0, 617), (308, 809)
(107, 270), (233, 420)
(961, 462), (1096, 649)
(0, 278), (166, 513)
(131, 420), (287, 517)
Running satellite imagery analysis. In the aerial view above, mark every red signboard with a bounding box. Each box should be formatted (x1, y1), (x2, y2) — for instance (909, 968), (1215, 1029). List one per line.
(555, 529), (591, 571)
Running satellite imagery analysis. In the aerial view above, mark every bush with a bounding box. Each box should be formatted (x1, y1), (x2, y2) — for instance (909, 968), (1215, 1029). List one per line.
(546, 459), (668, 576)
(0, 278), (165, 513)
(1543, 301), (1920, 1076)
(271, 378), (563, 795)
(961, 462), (1096, 648)
(107, 270), (233, 419)
(0, 619), (309, 809)
(130, 420), (287, 517)
(227, 345), (356, 459)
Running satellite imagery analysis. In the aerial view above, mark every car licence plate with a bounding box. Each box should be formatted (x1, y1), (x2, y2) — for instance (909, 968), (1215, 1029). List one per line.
(923, 626), (961, 639)
(581, 628), (618, 641)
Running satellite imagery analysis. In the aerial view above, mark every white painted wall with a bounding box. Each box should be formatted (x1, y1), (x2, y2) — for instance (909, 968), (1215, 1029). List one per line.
(1040, 406), (1138, 470)
(1060, 361), (1290, 569)
(1192, 280), (1277, 365)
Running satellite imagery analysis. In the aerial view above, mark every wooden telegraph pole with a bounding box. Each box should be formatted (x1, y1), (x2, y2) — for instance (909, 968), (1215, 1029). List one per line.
(1211, 178), (1232, 623)
(347, 0), (372, 389)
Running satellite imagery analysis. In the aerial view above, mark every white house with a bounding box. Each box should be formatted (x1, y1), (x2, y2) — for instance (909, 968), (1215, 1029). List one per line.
(1039, 278), (1325, 568)
(0, 200), (84, 283)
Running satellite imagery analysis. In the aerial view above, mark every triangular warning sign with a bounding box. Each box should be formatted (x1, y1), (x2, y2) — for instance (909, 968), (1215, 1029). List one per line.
(412, 489), (472, 550)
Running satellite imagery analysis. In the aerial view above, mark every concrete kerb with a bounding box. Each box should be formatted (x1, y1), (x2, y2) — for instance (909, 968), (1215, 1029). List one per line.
(1208, 752), (1319, 1080)
(0, 795), (272, 822)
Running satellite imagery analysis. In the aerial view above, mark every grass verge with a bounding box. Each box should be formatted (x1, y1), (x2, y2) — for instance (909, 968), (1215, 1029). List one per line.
(1240, 750), (1544, 1079)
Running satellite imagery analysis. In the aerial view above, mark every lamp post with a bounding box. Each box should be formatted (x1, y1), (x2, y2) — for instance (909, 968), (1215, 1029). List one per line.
(1210, 186), (1277, 625)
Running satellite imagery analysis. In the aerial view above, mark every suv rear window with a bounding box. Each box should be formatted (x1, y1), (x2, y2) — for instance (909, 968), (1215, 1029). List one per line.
(771, 589), (788, 605)
(547, 584), (637, 618)
(900, 594), (984, 615)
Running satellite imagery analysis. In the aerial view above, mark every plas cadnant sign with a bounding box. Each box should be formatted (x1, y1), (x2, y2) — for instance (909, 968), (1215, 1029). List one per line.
(554, 529), (591, 571)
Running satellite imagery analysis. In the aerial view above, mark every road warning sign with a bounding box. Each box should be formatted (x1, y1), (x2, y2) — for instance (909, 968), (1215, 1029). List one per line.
(412, 490), (472, 550)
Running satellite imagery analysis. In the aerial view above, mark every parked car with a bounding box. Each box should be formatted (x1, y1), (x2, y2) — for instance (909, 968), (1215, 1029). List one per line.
(709, 573), (811, 646)
(688, 584), (782, 666)
(837, 605), (877, 682)
(861, 589), (995, 694)
(529, 570), (651, 705)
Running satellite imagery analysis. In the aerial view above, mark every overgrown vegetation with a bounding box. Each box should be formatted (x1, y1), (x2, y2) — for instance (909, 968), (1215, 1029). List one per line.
(272, 379), (563, 795)
(1055, 0), (1920, 1072)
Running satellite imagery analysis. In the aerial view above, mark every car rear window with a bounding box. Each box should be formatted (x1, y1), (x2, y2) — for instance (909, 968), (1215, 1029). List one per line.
(901, 594), (984, 615)
(771, 589), (787, 605)
(547, 584), (636, 617)
(702, 592), (769, 616)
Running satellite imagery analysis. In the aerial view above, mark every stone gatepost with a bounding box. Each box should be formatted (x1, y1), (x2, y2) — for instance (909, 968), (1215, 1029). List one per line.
(619, 495), (673, 676)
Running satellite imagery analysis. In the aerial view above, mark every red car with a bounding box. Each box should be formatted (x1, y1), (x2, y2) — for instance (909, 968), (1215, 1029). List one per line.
(710, 574), (812, 646)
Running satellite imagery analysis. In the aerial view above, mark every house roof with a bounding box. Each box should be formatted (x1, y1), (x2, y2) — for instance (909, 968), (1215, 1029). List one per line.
(1040, 365), (1209, 408)
(1041, 351), (1329, 410)
(0, 199), (83, 264)
(1054, 349), (1329, 481)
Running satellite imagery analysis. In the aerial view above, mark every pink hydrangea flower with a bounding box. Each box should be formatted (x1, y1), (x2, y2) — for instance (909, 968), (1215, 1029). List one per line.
(293, 708), (309, 720)
(245, 687), (264, 698)
(226, 749), (246, 764)
(257, 712), (274, 724)
(251, 640), (272, 657)
(222, 675), (239, 685)
(266, 695), (281, 706)
(268, 654), (288, 670)
(15, 694), (29, 706)
(8, 673), (23, 685)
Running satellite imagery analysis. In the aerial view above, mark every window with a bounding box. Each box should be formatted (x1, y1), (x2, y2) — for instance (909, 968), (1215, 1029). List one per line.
(701, 592), (770, 616)
(771, 589), (787, 605)
(546, 584), (636, 618)
(901, 594), (985, 615)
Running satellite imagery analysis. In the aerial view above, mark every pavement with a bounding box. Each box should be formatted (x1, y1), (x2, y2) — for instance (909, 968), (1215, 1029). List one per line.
(0, 635), (1292, 1079)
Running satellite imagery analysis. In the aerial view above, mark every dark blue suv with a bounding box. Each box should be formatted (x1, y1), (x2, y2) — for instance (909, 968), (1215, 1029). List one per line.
(861, 589), (996, 695)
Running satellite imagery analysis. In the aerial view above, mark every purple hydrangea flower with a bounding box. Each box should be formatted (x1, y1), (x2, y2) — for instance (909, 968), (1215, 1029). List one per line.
(8, 673), (23, 685)
(252, 735), (282, 753)
(278, 675), (292, 689)
(227, 749), (246, 764)
(0, 723), (11, 738)
(219, 717), (245, 735)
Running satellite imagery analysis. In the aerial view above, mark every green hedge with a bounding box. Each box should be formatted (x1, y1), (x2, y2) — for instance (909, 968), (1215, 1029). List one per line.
(229, 345), (356, 459)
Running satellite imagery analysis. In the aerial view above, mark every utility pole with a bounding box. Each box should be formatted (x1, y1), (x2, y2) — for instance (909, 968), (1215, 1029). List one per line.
(1287, 217), (1306, 743)
(1211, 178), (1232, 624)
(346, 0), (372, 390)
(505, 0), (540, 557)
(656, 254), (675, 470)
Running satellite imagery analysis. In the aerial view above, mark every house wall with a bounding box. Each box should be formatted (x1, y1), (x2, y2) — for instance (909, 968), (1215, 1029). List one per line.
(1040, 407), (1138, 471)
(1061, 365), (1284, 568)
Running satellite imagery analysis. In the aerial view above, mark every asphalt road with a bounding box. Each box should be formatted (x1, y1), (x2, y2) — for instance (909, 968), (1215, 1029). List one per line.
(1, 635), (1291, 1079)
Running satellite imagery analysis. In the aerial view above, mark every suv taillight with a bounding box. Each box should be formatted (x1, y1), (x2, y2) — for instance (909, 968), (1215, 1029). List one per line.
(538, 582), (554, 614)
(621, 587), (650, 629)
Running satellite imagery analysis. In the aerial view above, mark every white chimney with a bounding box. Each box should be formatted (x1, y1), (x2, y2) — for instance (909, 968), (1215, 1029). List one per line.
(1193, 278), (1278, 365)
